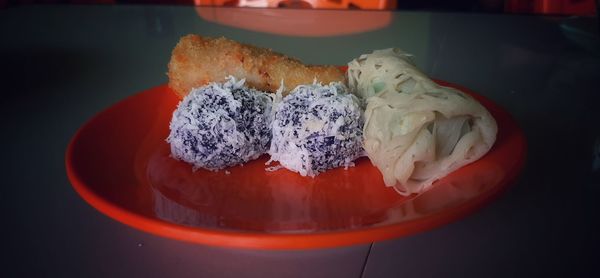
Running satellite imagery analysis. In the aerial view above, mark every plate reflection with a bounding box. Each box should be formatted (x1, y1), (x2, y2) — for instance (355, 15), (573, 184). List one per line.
(147, 142), (504, 234)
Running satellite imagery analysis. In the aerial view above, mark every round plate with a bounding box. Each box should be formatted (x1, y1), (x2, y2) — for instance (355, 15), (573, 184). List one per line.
(66, 81), (526, 249)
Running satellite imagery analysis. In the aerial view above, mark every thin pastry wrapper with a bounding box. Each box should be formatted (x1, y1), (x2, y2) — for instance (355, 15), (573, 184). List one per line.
(348, 48), (497, 195)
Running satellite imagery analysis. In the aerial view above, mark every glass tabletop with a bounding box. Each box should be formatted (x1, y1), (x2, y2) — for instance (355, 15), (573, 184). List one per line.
(1, 4), (598, 277)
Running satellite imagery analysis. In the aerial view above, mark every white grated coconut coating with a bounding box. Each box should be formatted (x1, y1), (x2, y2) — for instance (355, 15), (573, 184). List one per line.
(167, 76), (273, 170)
(268, 82), (365, 177)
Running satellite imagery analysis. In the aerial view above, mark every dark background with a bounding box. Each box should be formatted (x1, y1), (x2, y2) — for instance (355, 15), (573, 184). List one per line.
(0, 0), (597, 16)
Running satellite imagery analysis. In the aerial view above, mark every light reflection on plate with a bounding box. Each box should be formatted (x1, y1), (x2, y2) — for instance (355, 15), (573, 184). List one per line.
(147, 141), (504, 233)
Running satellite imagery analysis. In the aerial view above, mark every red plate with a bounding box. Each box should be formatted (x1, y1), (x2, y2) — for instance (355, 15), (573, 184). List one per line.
(66, 81), (526, 249)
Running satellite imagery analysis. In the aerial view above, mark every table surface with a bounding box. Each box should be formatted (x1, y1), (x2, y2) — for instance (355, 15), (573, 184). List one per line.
(1, 4), (599, 277)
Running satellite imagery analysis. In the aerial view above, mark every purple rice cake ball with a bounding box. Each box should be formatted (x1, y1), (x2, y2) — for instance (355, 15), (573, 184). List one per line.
(268, 82), (364, 176)
(168, 76), (273, 170)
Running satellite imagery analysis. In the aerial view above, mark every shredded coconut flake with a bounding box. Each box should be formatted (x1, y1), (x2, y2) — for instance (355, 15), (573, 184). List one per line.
(167, 76), (273, 170)
(268, 82), (365, 177)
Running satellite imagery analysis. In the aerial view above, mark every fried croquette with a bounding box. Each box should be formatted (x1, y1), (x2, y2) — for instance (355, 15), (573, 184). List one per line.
(167, 35), (345, 98)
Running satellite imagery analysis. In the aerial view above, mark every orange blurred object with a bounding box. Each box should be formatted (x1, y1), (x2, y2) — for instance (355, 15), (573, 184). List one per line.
(505, 0), (597, 15)
(195, 6), (392, 36)
(195, 0), (396, 10)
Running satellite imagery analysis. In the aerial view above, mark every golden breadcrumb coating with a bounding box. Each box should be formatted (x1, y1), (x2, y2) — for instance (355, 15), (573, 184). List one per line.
(168, 34), (345, 98)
